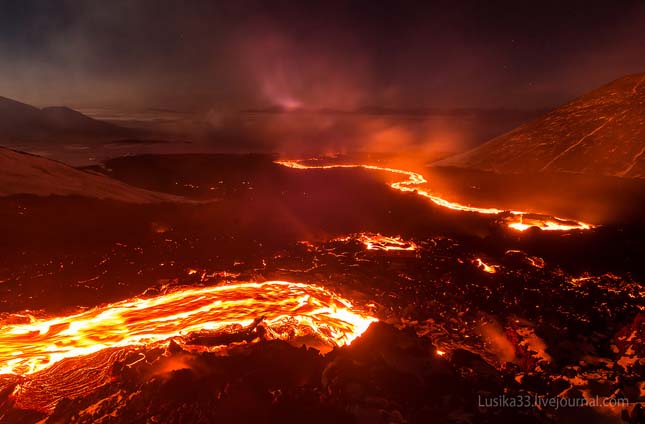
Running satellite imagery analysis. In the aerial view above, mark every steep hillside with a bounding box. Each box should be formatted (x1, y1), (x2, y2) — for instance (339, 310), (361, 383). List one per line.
(0, 147), (181, 203)
(439, 73), (645, 178)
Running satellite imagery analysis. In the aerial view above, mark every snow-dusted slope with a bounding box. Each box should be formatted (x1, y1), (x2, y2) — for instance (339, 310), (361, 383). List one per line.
(0, 147), (181, 203)
(439, 73), (645, 178)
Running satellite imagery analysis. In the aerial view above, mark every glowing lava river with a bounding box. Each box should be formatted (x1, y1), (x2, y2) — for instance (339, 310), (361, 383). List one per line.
(0, 281), (376, 377)
(2, 157), (630, 422)
(276, 160), (593, 232)
(0, 160), (590, 379)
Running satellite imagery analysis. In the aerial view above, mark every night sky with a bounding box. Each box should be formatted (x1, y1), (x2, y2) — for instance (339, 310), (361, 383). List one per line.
(1, 0), (644, 112)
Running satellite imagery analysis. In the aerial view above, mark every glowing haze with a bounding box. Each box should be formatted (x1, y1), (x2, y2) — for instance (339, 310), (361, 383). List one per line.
(1, 2), (644, 159)
(1, 1), (644, 113)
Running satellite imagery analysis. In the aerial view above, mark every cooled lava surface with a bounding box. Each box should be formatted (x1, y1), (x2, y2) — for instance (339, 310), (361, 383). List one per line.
(0, 154), (642, 423)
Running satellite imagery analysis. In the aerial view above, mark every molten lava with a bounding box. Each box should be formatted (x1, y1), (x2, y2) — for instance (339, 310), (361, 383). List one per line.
(0, 281), (376, 376)
(276, 160), (593, 232)
(356, 233), (418, 251)
(473, 258), (498, 274)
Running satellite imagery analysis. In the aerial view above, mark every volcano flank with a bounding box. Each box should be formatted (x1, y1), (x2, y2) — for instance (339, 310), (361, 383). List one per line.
(440, 73), (645, 178)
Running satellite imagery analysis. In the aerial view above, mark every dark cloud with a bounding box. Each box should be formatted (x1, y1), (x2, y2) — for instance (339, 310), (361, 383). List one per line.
(0, 0), (644, 111)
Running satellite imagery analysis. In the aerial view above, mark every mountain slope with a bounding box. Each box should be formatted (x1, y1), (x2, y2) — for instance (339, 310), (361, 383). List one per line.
(438, 73), (645, 178)
(40, 106), (118, 133)
(0, 147), (181, 203)
(0, 96), (129, 141)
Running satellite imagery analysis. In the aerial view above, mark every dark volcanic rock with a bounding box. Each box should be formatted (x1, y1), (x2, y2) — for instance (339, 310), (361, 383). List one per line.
(23, 324), (552, 424)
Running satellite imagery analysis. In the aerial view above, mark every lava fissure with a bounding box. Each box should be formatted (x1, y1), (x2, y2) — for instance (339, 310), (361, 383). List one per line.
(276, 160), (593, 231)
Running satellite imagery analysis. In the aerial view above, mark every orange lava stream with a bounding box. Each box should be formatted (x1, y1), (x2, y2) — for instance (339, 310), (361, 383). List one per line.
(0, 281), (376, 376)
(276, 160), (593, 232)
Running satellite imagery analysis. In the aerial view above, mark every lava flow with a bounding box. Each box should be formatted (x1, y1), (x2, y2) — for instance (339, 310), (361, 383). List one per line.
(473, 258), (498, 274)
(358, 233), (418, 251)
(0, 281), (376, 376)
(276, 160), (593, 232)
(342, 233), (418, 251)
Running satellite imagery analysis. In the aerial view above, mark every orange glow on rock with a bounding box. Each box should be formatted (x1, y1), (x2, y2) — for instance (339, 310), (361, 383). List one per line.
(356, 233), (418, 251)
(473, 258), (498, 274)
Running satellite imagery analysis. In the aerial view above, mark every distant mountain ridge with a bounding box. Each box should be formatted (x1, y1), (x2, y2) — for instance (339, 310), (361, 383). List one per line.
(0, 96), (129, 141)
(438, 73), (645, 178)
